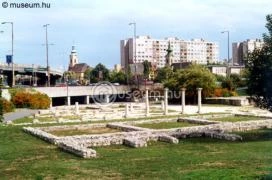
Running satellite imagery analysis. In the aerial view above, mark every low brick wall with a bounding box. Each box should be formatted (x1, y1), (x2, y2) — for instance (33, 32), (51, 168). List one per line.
(58, 140), (96, 158)
(177, 117), (218, 125)
(205, 97), (250, 106)
(106, 123), (148, 132)
(23, 127), (59, 144)
(40, 123), (107, 132)
(23, 119), (272, 158)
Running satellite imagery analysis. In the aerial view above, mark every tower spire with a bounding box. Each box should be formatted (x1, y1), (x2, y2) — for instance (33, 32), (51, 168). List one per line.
(165, 41), (173, 66)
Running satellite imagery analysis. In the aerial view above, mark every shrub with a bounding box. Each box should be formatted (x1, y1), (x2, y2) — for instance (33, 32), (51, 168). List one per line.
(213, 88), (237, 97)
(12, 91), (50, 109)
(2, 99), (15, 113)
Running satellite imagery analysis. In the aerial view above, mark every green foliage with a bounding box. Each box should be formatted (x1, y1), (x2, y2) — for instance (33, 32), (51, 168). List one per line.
(83, 67), (93, 81)
(142, 60), (151, 79)
(154, 66), (174, 83)
(247, 14), (272, 111)
(174, 65), (216, 97)
(215, 74), (226, 82)
(63, 71), (77, 81)
(109, 71), (127, 84)
(86, 63), (110, 83)
(0, 89), (2, 122)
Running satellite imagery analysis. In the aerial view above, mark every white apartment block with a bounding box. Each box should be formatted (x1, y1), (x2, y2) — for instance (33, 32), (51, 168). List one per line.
(232, 39), (264, 65)
(120, 36), (219, 69)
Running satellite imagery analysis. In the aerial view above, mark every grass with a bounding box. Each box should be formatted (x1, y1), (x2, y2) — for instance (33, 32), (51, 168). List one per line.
(210, 115), (266, 122)
(0, 125), (271, 179)
(136, 121), (197, 129)
(11, 117), (33, 124)
(49, 127), (120, 136)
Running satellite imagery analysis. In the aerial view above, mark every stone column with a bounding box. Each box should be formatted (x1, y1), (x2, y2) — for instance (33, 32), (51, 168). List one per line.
(125, 104), (129, 118)
(161, 100), (164, 111)
(164, 88), (168, 115)
(130, 102), (133, 112)
(197, 88), (202, 114)
(75, 102), (79, 115)
(50, 98), (53, 108)
(145, 89), (149, 116)
(85, 95), (90, 105)
(105, 94), (110, 104)
(181, 88), (186, 114)
(67, 96), (71, 106)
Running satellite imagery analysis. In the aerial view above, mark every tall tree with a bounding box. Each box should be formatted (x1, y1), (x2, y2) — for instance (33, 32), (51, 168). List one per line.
(109, 71), (127, 84)
(0, 78), (3, 122)
(177, 64), (216, 97)
(154, 66), (174, 83)
(87, 63), (110, 83)
(247, 14), (272, 111)
(142, 60), (151, 79)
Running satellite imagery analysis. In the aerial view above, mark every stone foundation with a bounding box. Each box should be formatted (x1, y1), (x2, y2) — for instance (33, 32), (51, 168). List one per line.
(23, 118), (272, 158)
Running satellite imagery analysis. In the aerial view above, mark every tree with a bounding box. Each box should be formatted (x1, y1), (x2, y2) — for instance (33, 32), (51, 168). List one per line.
(154, 66), (174, 83)
(109, 71), (127, 84)
(142, 60), (151, 79)
(247, 14), (272, 111)
(63, 71), (77, 81)
(84, 67), (93, 82)
(0, 78), (3, 122)
(87, 63), (110, 83)
(177, 64), (216, 97)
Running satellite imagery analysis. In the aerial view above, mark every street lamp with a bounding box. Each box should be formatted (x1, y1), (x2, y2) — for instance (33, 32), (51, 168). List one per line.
(43, 24), (50, 87)
(129, 22), (137, 86)
(2, 22), (15, 87)
(221, 30), (231, 65)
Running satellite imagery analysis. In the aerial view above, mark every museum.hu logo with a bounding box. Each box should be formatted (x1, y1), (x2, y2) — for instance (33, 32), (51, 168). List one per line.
(2, 2), (51, 9)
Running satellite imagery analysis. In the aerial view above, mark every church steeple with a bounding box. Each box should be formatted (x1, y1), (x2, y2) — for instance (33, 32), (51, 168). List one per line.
(165, 41), (173, 66)
(69, 45), (79, 69)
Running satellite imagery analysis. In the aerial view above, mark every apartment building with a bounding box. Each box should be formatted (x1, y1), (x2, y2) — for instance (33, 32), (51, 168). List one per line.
(120, 36), (219, 69)
(232, 39), (264, 65)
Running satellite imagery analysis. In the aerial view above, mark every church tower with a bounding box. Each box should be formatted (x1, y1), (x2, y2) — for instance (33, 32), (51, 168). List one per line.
(165, 41), (173, 66)
(69, 45), (79, 69)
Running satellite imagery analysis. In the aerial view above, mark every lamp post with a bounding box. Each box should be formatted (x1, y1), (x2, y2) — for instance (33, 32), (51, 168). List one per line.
(43, 24), (50, 87)
(2, 22), (14, 87)
(129, 22), (136, 86)
(221, 30), (230, 65)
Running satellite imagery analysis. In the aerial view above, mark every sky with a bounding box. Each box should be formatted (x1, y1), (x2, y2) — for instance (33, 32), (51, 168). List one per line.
(0, 0), (271, 70)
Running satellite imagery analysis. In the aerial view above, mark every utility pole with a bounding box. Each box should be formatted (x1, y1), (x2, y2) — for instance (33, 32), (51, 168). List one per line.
(2, 22), (14, 87)
(129, 22), (137, 86)
(43, 24), (50, 87)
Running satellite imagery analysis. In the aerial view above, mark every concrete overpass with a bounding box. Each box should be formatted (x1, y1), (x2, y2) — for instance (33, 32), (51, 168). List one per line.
(34, 84), (164, 106)
(0, 63), (63, 86)
(34, 85), (131, 106)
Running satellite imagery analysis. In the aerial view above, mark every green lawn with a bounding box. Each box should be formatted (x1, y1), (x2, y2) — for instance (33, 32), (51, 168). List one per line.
(0, 125), (271, 179)
(136, 121), (197, 129)
(50, 127), (120, 136)
(210, 115), (266, 122)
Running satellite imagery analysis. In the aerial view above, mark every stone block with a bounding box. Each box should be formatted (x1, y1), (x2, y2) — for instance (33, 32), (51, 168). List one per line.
(123, 138), (147, 148)
(159, 135), (179, 144)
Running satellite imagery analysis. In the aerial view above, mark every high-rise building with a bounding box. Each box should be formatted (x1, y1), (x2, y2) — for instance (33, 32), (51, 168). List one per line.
(120, 36), (219, 69)
(232, 39), (264, 65)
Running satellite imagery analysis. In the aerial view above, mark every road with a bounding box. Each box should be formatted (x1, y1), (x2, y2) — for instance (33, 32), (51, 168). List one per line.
(3, 109), (38, 122)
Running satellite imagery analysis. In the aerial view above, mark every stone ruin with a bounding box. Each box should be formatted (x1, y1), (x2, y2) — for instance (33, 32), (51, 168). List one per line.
(23, 114), (272, 158)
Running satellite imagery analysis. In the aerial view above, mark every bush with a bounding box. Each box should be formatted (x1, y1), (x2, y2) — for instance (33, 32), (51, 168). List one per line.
(12, 91), (50, 109)
(2, 99), (15, 113)
(213, 88), (237, 97)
